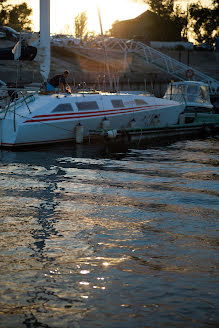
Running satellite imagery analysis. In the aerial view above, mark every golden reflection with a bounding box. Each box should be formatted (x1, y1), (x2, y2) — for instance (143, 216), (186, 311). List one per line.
(80, 270), (90, 275)
(49, 269), (61, 274)
(92, 285), (105, 290)
(76, 256), (128, 269)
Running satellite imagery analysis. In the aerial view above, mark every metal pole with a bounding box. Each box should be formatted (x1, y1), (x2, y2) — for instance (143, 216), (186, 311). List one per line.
(97, 7), (113, 91)
(40, 0), (50, 82)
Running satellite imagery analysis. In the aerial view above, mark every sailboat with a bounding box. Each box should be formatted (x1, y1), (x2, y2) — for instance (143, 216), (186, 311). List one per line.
(0, 0), (185, 147)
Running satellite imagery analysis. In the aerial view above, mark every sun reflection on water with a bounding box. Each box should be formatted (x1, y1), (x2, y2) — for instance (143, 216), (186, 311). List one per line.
(0, 138), (218, 327)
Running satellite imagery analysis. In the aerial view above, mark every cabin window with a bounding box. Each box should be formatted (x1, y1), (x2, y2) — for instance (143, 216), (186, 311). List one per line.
(111, 99), (124, 108)
(76, 101), (99, 111)
(52, 103), (73, 112)
(135, 99), (147, 105)
(178, 85), (186, 95)
(187, 85), (198, 95)
(164, 85), (178, 99)
(187, 85), (198, 102)
(199, 85), (209, 102)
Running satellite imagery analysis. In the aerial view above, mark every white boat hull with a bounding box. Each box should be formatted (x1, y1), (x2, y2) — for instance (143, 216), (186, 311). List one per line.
(0, 92), (184, 147)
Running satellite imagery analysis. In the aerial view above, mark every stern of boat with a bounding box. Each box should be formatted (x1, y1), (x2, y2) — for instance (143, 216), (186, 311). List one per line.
(0, 117), (18, 147)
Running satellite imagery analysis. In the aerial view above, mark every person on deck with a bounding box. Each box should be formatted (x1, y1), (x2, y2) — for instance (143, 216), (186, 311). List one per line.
(46, 70), (71, 93)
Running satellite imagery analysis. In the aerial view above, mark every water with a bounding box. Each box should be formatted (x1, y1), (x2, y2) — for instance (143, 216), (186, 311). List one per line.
(0, 137), (218, 328)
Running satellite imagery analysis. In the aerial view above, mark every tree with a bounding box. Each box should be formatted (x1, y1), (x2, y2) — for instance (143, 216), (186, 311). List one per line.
(0, 0), (32, 31)
(74, 11), (88, 39)
(144, 0), (187, 40)
(189, 0), (219, 44)
(0, 0), (7, 25)
(145, 0), (175, 18)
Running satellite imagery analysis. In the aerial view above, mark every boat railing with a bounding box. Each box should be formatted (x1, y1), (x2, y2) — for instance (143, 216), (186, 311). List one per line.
(1, 87), (37, 104)
(0, 88), (38, 128)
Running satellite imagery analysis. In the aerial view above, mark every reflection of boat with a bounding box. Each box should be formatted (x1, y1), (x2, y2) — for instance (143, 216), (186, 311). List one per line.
(164, 81), (214, 113)
(0, 90), (184, 147)
(0, 0), (184, 147)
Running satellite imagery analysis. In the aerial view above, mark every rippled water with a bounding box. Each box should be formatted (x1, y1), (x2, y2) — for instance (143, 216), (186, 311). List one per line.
(0, 137), (219, 328)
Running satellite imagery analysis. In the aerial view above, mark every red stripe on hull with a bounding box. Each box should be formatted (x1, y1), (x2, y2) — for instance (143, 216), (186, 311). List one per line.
(25, 105), (164, 123)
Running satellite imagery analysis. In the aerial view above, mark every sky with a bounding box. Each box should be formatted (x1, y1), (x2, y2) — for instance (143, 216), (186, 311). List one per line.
(10, 0), (211, 35)
(14, 0), (148, 34)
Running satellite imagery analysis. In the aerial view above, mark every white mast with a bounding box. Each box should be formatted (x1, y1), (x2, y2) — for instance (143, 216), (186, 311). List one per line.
(39, 0), (50, 81)
(97, 7), (113, 91)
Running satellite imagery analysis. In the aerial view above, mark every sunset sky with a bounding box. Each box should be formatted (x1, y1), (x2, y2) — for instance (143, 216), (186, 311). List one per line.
(11, 0), (211, 35)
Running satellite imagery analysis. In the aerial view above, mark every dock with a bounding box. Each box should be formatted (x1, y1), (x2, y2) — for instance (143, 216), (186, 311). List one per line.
(88, 113), (219, 145)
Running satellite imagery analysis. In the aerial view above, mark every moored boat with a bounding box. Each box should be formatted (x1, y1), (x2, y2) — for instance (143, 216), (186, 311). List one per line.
(0, 89), (184, 147)
(0, 0), (185, 147)
(164, 81), (214, 113)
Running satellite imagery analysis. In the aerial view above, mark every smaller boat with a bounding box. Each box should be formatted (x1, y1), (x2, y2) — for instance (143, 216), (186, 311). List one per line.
(164, 81), (214, 113)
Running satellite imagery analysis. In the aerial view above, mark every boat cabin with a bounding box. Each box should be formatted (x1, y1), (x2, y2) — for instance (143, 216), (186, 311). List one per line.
(164, 81), (213, 112)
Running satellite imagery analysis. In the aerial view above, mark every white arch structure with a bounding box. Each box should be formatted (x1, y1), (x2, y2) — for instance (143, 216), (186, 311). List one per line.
(79, 37), (219, 96)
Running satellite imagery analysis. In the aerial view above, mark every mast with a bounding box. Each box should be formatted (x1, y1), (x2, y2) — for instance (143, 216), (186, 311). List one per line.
(39, 0), (50, 81)
(97, 7), (113, 91)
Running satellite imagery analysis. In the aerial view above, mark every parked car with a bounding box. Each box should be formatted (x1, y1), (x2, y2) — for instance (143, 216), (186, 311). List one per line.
(0, 26), (37, 61)
(194, 43), (214, 51)
(0, 43), (37, 60)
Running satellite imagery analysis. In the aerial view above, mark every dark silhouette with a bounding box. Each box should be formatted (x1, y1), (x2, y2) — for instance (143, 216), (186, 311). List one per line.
(189, 0), (218, 44)
(0, 1), (32, 31)
(110, 10), (185, 42)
